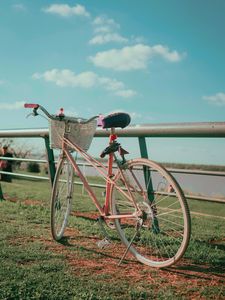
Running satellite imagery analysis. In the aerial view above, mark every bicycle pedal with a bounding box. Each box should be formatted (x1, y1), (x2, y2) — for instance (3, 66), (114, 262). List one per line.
(96, 237), (111, 249)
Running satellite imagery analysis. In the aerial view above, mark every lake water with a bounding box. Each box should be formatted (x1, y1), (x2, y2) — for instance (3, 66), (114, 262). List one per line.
(172, 173), (225, 198)
(78, 162), (225, 199)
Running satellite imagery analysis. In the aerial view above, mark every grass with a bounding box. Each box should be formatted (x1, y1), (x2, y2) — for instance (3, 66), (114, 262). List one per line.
(0, 178), (225, 299)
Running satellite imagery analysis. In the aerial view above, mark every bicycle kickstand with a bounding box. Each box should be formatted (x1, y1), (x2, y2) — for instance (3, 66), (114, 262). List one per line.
(118, 230), (139, 266)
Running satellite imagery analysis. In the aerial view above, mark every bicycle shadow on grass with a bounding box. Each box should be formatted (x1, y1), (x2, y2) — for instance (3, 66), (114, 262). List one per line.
(164, 237), (225, 276)
(59, 215), (225, 277)
(54, 235), (136, 265)
(165, 262), (225, 281)
(53, 236), (225, 278)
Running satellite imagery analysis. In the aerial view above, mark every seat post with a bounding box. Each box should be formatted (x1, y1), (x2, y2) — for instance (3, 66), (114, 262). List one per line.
(110, 127), (115, 135)
(109, 127), (117, 144)
(104, 127), (116, 215)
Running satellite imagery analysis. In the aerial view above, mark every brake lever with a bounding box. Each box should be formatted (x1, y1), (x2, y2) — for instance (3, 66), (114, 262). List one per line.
(26, 112), (35, 118)
(26, 108), (39, 118)
(26, 112), (32, 119)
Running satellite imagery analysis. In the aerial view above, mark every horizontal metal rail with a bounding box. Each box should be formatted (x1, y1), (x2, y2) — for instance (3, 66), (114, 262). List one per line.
(0, 121), (225, 203)
(96, 122), (225, 138)
(0, 170), (49, 181)
(166, 168), (225, 177)
(1, 121), (225, 138)
(2, 157), (224, 177)
(0, 128), (49, 138)
(1, 169), (225, 204)
(0, 156), (47, 163)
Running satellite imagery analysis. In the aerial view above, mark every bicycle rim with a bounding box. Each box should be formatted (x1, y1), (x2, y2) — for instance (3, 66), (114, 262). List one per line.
(111, 158), (191, 268)
(51, 156), (74, 241)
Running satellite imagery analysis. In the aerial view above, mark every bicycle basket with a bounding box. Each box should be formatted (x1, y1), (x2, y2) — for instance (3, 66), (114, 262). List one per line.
(49, 116), (97, 151)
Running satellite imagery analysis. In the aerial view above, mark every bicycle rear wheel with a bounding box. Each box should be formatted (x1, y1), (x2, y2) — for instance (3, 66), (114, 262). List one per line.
(111, 158), (191, 268)
(51, 156), (74, 241)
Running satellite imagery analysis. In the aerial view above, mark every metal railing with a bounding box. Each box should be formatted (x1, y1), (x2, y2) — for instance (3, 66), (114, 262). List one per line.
(0, 121), (225, 203)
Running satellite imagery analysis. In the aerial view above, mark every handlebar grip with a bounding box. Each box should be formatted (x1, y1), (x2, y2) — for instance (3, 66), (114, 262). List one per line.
(24, 103), (39, 109)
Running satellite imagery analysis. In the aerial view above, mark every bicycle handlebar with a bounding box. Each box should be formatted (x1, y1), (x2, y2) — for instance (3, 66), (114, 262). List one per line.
(24, 103), (98, 124)
(24, 103), (39, 109)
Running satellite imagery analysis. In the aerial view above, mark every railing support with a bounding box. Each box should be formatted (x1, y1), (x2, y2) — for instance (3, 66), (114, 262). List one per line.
(0, 183), (4, 200)
(138, 137), (149, 159)
(138, 137), (159, 233)
(43, 137), (56, 186)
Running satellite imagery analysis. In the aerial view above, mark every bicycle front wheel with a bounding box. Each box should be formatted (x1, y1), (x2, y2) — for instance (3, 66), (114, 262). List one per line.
(111, 158), (191, 268)
(51, 156), (74, 241)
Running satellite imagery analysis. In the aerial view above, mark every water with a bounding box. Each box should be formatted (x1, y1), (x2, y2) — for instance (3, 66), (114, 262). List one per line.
(173, 173), (225, 198)
(78, 162), (225, 199)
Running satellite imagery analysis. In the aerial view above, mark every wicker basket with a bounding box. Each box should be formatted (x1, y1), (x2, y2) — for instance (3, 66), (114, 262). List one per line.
(49, 116), (97, 151)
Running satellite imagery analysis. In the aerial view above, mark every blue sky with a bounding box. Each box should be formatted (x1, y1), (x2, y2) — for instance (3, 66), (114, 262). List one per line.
(0, 0), (225, 164)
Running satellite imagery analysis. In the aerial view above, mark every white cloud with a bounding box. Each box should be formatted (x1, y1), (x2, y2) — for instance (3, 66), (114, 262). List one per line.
(203, 93), (225, 106)
(89, 43), (185, 71)
(0, 80), (5, 85)
(43, 4), (90, 17)
(33, 69), (98, 88)
(90, 15), (128, 45)
(0, 101), (25, 110)
(131, 35), (147, 44)
(32, 69), (136, 98)
(94, 26), (112, 34)
(12, 4), (27, 12)
(98, 77), (124, 91)
(90, 44), (149, 71)
(93, 16), (120, 28)
(151, 45), (185, 62)
(114, 90), (137, 98)
(89, 33), (128, 45)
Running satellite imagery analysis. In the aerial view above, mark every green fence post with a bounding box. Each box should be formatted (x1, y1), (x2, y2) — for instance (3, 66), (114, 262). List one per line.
(138, 137), (159, 233)
(0, 183), (4, 200)
(138, 137), (153, 199)
(138, 137), (149, 159)
(44, 136), (56, 186)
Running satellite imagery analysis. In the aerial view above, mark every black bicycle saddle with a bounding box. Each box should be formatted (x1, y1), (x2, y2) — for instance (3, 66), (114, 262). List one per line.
(102, 112), (131, 129)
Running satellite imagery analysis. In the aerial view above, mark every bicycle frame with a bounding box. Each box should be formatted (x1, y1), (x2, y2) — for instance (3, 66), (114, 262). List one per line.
(60, 131), (141, 220)
(24, 103), (191, 268)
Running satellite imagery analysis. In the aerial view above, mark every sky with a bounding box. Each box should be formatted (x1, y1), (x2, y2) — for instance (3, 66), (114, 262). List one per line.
(0, 0), (225, 165)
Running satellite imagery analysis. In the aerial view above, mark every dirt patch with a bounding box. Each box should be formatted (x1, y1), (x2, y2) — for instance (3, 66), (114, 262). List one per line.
(209, 238), (225, 245)
(71, 211), (100, 220)
(4, 195), (18, 203)
(23, 199), (43, 206)
(35, 225), (225, 288)
(4, 195), (43, 206)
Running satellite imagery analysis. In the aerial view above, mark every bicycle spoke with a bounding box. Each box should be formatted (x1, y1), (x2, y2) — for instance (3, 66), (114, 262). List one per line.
(112, 158), (191, 268)
(51, 157), (73, 241)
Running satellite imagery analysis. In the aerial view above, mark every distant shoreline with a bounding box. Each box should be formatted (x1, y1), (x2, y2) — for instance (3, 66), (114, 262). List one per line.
(78, 157), (225, 172)
(161, 162), (225, 172)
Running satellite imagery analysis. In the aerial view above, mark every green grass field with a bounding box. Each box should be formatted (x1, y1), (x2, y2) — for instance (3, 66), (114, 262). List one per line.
(0, 178), (224, 299)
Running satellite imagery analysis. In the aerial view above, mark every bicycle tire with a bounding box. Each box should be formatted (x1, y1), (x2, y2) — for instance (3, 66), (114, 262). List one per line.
(50, 156), (74, 241)
(111, 158), (191, 268)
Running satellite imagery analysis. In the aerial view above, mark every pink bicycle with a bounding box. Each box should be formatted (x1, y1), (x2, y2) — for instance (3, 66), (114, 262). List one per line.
(25, 103), (191, 268)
